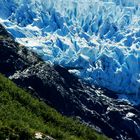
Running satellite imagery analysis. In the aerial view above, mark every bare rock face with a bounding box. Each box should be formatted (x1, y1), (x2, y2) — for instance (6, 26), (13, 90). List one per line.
(0, 24), (40, 76)
(0, 24), (140, 140)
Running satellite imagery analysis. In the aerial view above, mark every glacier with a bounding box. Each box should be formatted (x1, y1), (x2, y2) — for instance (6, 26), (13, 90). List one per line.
(0, 0), (140, 99)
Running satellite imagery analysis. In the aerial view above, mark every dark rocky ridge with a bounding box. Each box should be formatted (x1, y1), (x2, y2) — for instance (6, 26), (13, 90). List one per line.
(0, 24), (140, 140)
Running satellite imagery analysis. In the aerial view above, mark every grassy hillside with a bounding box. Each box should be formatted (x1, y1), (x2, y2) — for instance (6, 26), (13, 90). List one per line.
(0, 73), (109, 140)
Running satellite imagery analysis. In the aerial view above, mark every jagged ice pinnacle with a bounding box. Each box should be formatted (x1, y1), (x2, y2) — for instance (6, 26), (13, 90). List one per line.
(0, 0), (140, 98)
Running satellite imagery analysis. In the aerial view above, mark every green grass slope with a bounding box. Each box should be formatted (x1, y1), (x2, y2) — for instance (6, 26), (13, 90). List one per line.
(0, 74), (109, 140)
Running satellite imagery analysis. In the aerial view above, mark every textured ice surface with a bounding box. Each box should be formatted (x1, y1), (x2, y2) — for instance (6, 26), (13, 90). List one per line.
(0, 0), (140, 97)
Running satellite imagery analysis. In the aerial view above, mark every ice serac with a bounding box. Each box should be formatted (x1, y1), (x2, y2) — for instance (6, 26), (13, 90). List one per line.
(0, 0), (140, 99)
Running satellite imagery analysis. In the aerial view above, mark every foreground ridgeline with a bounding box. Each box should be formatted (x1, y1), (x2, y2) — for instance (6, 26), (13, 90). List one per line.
(0, 21), (140, 140)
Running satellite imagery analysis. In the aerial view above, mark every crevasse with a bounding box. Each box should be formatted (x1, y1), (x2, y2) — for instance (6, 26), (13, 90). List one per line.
(0, 0), (140, 97)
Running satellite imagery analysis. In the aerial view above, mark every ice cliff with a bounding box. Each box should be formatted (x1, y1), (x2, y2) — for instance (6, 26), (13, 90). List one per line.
(0, 0), (140, 97)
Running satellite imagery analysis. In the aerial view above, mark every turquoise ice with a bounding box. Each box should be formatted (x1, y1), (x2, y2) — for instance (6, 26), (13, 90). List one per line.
(0, 0), (140, 97)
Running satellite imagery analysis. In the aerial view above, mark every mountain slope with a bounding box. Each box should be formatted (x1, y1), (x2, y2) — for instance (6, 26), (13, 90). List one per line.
(0, 73), (109, 140)
(0, 24), (140, 140)
(0, 0), (140, 97)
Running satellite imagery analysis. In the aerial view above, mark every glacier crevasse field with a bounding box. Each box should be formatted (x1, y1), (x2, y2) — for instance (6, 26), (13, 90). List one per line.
(0, 0), (140, 100)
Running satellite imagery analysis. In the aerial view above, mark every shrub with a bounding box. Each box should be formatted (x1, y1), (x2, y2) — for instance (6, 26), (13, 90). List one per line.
(0, 74), (109, 140)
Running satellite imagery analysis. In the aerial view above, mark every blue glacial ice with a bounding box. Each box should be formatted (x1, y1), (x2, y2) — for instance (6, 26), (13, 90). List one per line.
(0, 0), (140, 98)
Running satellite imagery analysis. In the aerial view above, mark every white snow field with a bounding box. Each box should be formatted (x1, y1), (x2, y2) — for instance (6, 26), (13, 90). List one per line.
(0, 0), (140, 99)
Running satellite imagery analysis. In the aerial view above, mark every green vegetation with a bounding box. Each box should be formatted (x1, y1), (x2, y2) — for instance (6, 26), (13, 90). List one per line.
(0, 73), (109, 140)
